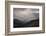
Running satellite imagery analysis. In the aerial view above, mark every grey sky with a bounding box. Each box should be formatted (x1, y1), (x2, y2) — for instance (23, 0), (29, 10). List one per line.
(13, 8), (39, 22)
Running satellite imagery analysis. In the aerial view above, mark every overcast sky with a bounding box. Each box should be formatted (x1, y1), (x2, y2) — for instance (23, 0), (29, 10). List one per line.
(13, 8), (39, 22)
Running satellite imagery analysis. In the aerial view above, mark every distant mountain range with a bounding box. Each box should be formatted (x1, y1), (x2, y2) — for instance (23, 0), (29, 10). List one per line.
(13, 19), (39, 28)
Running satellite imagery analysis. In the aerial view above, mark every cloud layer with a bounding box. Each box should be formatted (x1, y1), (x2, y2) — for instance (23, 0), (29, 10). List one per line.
(13, 8), (39, 22)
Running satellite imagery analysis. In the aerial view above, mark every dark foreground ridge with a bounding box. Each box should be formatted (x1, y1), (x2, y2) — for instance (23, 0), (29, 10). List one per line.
(13, 19), (39, 28)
